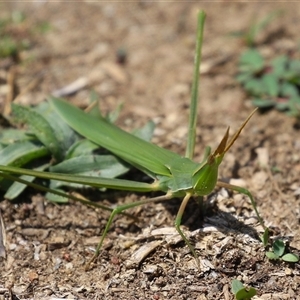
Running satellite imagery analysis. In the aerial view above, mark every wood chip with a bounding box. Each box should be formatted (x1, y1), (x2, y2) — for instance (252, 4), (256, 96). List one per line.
(124, 240), (163, 268)
(0, 286), (12, 300)
(0, 209), (6, 259)
(52, 77), (88, 97)
(251, 171), (268, 190)
(255, 147), (269, 168)
(100, 61), (127, 84)
(28, 270), (39, 282)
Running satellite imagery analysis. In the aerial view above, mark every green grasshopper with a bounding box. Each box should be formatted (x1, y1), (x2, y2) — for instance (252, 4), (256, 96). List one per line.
(0, 11), (265, 268)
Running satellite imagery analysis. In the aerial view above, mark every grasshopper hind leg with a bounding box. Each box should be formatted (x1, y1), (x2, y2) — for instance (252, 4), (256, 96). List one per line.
(175, 193), (201, 269)
(85, 193), (173, 270)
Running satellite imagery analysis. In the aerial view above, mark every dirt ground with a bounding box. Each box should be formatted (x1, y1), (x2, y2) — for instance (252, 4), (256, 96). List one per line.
(0, 2), (299, 300)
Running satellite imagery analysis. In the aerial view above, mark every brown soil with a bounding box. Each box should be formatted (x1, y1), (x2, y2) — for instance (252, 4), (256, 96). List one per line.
(0, 2), (299, 300)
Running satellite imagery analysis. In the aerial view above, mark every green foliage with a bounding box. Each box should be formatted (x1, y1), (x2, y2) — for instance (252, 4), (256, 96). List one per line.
(230, 10), (282, 47)
(0, 10), (52, 59)
(34, 21), (52, 34)
(263, 229), (299, 262)
(266, 239), (299, 262)
(0, 36), (19, 58)
(261, 227), (270, 247)
(0, 99), (154, 201)
(237, 49), (300, 117)
(231, 280), (257, 300)
(0, 10), (29, 58)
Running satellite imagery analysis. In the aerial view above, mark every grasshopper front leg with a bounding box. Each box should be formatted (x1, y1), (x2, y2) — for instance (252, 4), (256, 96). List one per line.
(174, 192), (201, 268)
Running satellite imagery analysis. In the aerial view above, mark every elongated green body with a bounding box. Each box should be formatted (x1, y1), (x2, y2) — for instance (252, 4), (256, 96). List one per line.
(51, 98), (180, 178)
(50, 97), (223, 197)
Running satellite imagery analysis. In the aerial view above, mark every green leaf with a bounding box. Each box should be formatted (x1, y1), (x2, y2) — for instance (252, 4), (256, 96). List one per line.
(66, 139), (100, 159)
(132, 121), (155, 142)
(288, 97), (300, 117)
(34, 101), (78, 157)
(45, 189), (69, 203)
(231, 280), (256, 300)
(271, 55), (288, 77)
(262, 74), (279, 97)
(5, 174), (35, 199)
(266, 251), (279, 260)
(280, 82), (299, 98)
(49, 154), (129, 176)
(287, 59), (300, 83)
(261, 227), (269, 246)
(289, 59), (300, 71)
(86, 90), (124, 123)
(49, 155), (129, 189)
(239, 49), (264, 73)
(0, 141), (48, 193)
(0, 141), (48, 167)
(235, 287), (257, 300)
(252, 98), (275, 108)
(107, 102), (123, 124)
(0, 36), (18, 58)
(273, 240), (285, 257)
(11, 11), (26, 24)
(4, 163), (49, 200)
(11, 103), (64, 161)
(231, 279), (244, 294)
(236, 72), (253, 84)
(275, 101), (291, 111)
(0, 129), (34, 145)
(281, 253), (299, 263)
(244, 79), (265, 95)
(86, 90), (103, 119)
(245, 10), (282, 46)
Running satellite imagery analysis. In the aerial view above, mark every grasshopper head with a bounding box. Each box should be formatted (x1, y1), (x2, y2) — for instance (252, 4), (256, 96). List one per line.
(192, 108), (257, 196)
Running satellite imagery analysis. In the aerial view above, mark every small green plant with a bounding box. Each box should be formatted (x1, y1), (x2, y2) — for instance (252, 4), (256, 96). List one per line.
(266, 239), (299, 262)
(0, 36), (19, 58)
(0, 10), (51, 59)
(237, 49), (300, 117)
(262, 228), (299, 262)
(261, 226), (270, 247)
(230, 10), (282, 47)
(33, 20), (52, 34)
(231, 279), (257, 300)
(0, 10), (29, 58)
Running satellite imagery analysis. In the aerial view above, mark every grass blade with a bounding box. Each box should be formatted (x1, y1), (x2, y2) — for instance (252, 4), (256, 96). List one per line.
(49, 155), (129, 189)
(11, 103), (64, 161)
(185, 11), (206, 159)
(33, 101), (78, 156)
(0, 141), (48, 166)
